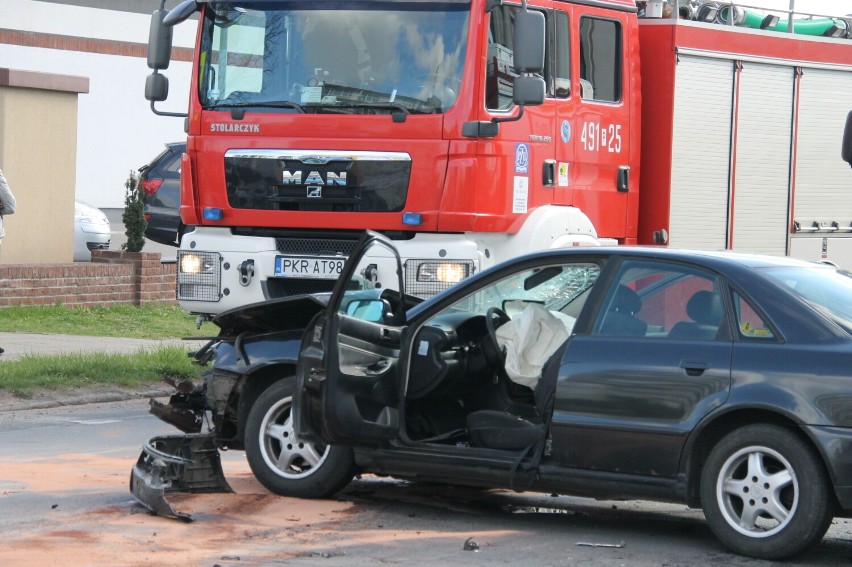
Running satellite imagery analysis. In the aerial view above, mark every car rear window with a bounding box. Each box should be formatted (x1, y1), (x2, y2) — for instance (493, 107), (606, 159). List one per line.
(762, 266), (852, 332)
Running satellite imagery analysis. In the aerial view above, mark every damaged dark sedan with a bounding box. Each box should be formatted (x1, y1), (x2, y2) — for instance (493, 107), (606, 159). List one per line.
(133, 231), (852, 560)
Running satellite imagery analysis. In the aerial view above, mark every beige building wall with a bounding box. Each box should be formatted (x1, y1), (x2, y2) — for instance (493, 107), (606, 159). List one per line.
(0, 68), (88, 264)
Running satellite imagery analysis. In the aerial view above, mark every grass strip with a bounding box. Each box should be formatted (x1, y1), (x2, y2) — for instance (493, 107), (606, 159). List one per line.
(0, 304), (208, 339)
(0, 347), (203, 398)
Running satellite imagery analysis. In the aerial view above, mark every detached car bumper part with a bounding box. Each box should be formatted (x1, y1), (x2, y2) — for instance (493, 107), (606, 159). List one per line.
(130, 432), (232, 521)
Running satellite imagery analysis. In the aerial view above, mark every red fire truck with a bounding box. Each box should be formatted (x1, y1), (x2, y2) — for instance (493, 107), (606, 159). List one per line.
(145, 0), (852, 316)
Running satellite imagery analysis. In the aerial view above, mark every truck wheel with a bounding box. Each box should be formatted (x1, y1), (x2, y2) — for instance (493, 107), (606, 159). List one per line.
(244, 377), (356, 498)
(700, 424), (833, 559)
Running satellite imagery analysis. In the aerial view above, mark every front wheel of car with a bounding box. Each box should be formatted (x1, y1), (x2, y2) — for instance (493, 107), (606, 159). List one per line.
(700, 424), (834, 560)
(244, 377), (356, 498)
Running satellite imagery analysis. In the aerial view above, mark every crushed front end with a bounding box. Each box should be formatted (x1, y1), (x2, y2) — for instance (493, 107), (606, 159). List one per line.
(130, 295), (328, 519)
(130, 375), (233, 520)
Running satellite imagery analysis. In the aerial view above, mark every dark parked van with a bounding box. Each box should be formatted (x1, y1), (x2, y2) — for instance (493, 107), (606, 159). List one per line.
(140, 142), (185, 246)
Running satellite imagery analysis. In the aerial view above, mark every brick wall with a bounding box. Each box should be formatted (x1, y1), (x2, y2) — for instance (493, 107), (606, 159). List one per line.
(0, 250), (176, 308)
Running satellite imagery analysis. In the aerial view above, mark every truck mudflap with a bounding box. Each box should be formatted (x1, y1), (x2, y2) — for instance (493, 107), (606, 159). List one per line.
(130, 432), (232, 521)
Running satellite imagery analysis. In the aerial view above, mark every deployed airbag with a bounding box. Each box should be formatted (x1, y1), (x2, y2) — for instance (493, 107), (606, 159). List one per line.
(496, 303), (572, 388)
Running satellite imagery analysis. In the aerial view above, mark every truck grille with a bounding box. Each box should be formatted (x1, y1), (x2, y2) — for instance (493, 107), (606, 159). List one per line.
(225, 149), (411, 213)
(265, 277), (338, 298)
(274, 237), (359, 256)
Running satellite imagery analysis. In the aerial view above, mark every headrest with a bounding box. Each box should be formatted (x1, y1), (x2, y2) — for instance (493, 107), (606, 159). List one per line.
(612, 285), (641, 315)
(686, 290), (723, 325)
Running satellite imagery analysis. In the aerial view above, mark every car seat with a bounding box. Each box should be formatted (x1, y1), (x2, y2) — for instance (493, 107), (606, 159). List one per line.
(598, 285), (647, 337)
(466, 343), (567, 451)
(668, 290), (723, 340)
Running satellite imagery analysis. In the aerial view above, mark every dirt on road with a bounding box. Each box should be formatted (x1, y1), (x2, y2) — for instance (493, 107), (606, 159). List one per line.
(0, 455), (366, 566)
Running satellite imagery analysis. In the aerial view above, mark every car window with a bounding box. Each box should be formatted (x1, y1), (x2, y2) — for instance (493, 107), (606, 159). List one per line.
(593, 260), (724, 339)
(731, 290), (775, 340)
(163, 151), (182, 174)
(761, 265), (852, 332)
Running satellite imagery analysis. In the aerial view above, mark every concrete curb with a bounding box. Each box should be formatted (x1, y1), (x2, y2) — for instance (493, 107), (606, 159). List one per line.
(0, 388), (174, 413)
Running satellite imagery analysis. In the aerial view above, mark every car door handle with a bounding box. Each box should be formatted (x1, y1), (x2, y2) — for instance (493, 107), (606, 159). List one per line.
(380, 327), (401, 343)
(680, 360), (708, 376)
(364, 358), (391, 376)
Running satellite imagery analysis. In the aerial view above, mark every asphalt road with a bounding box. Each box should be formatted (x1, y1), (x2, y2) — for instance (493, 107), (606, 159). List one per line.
(3, 398), (852, 566)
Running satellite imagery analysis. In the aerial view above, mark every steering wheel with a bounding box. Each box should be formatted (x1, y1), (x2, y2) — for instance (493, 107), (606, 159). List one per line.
(482, 307), (511, 383)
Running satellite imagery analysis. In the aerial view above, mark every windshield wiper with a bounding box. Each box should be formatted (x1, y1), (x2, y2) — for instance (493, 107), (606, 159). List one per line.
(207, 100), (306, 117)
(309, 102), (430, 120)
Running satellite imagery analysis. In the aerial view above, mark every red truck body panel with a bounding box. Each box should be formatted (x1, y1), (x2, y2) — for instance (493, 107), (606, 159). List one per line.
(638, 20), (852, 248)
(182, 0), (643, 242)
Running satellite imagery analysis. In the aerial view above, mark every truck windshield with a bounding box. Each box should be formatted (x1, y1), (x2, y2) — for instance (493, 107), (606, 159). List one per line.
(199, 1), (470, 115)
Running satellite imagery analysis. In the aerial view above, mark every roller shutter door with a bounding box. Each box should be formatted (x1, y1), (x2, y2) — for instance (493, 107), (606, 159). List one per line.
(731, 63), (793, 257)
(669, 56), (733, 250)
(793, 68), (852, 227)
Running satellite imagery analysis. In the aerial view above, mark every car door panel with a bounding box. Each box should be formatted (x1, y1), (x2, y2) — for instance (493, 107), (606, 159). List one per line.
(551, 335), (731, 477)
(295, 231), (406, 446)
(549, 258), (733, 477)
(337, 315), (400, 376)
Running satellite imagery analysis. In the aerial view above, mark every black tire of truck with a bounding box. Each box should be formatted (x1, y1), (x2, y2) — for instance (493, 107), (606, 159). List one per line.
(244, 377), (356, 498)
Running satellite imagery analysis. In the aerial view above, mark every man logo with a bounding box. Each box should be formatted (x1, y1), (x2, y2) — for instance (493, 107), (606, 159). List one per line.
(307, 187), (322, 198)
(282, 170), (347, 186)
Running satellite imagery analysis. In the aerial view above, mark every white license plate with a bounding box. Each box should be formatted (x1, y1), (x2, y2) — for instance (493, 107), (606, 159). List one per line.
(274, 256), (347, 279)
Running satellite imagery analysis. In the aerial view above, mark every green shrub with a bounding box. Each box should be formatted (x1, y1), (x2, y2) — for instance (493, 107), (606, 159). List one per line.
(122, 169), (147, 252)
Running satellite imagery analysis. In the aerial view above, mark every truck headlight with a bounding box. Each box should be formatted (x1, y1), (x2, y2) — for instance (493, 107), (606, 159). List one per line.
(177, 251), (222, 302)
(405, 259), (474, 299)
(416, 261), (470, 284)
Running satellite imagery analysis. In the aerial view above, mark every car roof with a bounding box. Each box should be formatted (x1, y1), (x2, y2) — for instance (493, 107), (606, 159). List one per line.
(583, 246), (828, 270)
(498, 245), (833, 273)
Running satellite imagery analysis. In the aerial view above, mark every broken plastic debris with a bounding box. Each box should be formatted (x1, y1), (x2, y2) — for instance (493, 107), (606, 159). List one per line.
(463, 537), (480, 551)
(576, 540), (626, 548)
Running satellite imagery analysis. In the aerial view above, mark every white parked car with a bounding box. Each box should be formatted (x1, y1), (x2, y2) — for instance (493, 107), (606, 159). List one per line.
(73, 201), (111, 261)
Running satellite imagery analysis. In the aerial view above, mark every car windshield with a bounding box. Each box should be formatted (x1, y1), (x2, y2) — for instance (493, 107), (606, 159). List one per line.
(448, 263), (601, 318)
(762, 265), (852, 332)
(199, 1), (470, 115)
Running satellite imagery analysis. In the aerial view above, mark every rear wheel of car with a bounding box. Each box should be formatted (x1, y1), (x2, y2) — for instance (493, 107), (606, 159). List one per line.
(700, 424), (833, 560)
(244, 377), (356, 498)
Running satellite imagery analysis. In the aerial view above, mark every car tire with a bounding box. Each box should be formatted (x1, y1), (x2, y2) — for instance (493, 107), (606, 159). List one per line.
(244, 377), (356, 498)
(700, 424), (834, 560)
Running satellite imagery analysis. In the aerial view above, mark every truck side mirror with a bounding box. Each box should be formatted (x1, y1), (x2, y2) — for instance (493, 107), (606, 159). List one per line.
(145, 73), (170, 102)
(512, 10), (545, 74)
(148, 9), (174, 70)
(843, 111), (852, 167)
(514, 75), (545, 106)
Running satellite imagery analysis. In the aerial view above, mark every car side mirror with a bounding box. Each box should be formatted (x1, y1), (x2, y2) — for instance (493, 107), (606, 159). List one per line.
(842, 111), (852, 167)
(345, 299), (388, 323)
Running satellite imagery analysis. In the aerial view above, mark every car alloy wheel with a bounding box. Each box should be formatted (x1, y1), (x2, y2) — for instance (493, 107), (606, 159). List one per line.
(258, 394), (329, 480)
(244, 377), (356, 498)
(700, 424), (833, 560)
(714, 444), (797, 538)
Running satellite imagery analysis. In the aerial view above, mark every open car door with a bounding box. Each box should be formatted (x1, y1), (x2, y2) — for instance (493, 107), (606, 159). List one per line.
(295, 231), (406, 446)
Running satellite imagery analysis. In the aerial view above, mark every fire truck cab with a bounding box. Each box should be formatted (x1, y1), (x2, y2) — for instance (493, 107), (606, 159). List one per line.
(146, 1), (852, 316)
